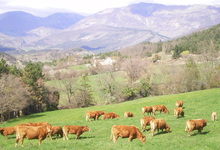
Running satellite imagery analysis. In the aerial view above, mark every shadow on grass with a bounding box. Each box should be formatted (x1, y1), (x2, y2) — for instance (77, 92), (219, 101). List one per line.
(68, 136), (95, 140)
(190, 131), (210, 136)
(7, 114), (46, 124)
(153, 131), (172, 136)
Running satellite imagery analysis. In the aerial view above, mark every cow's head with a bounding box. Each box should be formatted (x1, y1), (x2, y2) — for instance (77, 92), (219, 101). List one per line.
(165, 109), (169, 114)
(115, 114), (119, 119)
(181, 111), (184, 117)
(140, 135), (146, 143)
(166, 125), (170, 133)
(46, 124), (51, 133)
(83, 126), (90, 132)
(100, 111), (105, 115)
(204, 119), (207, 126)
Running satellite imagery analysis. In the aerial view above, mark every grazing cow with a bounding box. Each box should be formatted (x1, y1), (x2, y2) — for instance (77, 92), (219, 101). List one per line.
(124, 111), (135, 118)
(211, 112), (217, 121)
(150, 119), (170, 136)
(152, 105), (169, 115)
(110, 125), (145, 143)
(175, 100), (183, 108)
(15, 124), (51, 147)
(142, 106), (153, 116)
(102, 112), (119, 120)
(26, 122), (49, 126)
(140, 116), (155, 132)
(86, 111), (104, 121)
(0, 126), (17, 140)
(185, 119), (207, 137)
(48, 126), (63, 140)
(63, 125), (90, 140)
(174, 108), (184, 119)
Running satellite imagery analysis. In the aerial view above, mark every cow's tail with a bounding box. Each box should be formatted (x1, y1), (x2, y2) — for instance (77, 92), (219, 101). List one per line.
(63, 127), (66, 140)
(185, 120), (190, 132)
(110, 127), (113, 141)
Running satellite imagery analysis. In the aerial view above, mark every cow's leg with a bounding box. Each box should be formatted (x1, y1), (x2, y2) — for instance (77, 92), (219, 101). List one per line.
(128, 135), (133, 142)
(49, 132), (52, 141)
(4, 135), (7, 140)
(113, 134), (118, 143)
(20, 137), (24, 147)
(38, 137), (42, 145)
(15, 134), (19, 148)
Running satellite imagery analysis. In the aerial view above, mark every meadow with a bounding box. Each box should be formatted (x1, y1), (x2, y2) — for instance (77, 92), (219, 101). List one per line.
(0, 88), (220, 150)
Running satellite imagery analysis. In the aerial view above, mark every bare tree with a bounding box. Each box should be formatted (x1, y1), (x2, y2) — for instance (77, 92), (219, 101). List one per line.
(0, 74), (31, 121)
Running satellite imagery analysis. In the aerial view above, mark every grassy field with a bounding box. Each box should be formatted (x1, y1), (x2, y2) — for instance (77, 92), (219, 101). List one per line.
(1, 88), (220, 150)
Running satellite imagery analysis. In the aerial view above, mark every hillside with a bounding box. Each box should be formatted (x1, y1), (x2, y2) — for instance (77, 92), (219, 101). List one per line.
(0, 88), (220, 149)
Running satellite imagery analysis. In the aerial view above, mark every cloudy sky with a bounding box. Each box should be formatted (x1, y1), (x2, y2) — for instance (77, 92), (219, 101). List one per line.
(0, 0), (219, 17)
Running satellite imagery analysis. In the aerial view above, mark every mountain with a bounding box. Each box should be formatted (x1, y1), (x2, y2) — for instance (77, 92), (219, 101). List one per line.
(24, 3), (220, 52)
(0, 11), (84, 37)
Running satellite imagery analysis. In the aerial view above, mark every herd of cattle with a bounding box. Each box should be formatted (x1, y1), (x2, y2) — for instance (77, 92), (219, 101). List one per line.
(0, 100), (218, 147)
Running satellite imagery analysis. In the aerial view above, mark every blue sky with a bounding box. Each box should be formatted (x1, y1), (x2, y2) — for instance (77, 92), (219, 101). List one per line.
(0, 0), (219, 17)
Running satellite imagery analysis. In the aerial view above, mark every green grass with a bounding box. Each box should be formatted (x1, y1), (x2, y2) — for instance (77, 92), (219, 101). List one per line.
(1, 88), (220, 149)
(67, 64), (88, 71)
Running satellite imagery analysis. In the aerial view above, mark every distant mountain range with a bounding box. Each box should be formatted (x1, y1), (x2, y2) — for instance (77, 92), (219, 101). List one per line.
(0, 3), (220, 53)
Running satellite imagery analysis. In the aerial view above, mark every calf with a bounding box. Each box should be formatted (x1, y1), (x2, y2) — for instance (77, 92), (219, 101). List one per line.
(0, 126), (17, 140)
(124, 111), (135, 118)
(211, 112), (217, 121)
(175, 100), (183, 107)
(48, 126), (63, 140)
(15, 124), (51, 147)
(140, 116), (155, 132)
(153, 105), (169, 115)
(142, 106), (152, 116)
(110, 125), (145, 143)
(86, 111), (104, 121)
(63, 125), (90, 140)
(174, 108), (184, 119)
(150, 119), (170, 136)
(102, 112), (119, 120)
(185, 119), (207, 137)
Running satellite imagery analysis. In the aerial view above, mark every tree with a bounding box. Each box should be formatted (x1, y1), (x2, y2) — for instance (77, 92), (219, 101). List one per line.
(0, 58), (9, 77)
(0, 74), (31, 121)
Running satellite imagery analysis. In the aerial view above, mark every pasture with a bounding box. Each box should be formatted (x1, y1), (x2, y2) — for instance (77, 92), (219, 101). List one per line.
(0, 88), (220, 150)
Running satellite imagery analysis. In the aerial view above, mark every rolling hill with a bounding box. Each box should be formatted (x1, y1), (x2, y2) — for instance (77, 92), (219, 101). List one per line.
(0, 88), (220, 149)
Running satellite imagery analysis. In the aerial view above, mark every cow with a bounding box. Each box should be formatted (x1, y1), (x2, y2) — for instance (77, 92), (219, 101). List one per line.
(124, 111), (135, 118)
(174, 108), (184, 119)
(63, 125), (90, 140)
(86, 111), (104, 121)
(175, 100), (183, 108)
(102, 112), (119, 120)
(142, 106), (153, 116)
(48, 126), (63, 140)
(150, 119), (170, 136)
(110, 125), (145, 143)
(211, 112), (217, 121)
(185, 119), (207, 137)
(26, 122), (49, 126)
(152, 105), (169, 115)
(140, 116), (155, 132)
(15, 124), (51, 147)
(0, 126), (17, 140)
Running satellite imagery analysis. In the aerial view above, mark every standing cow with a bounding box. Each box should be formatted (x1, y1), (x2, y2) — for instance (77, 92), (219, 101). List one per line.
(86, 111), (104, 121)
(110, 125), (145, 143)
(0, 126), (17, 140)
(124, 111), (135, 118)
(150, 119), (170, 136)
(175, 100), (183, 108)
(185, 119), (207, 137)
(211, 112), (217, 121)
(174, 108), (184, 119)
(140, 116), (155, 132)
(102, 112), (119, 120)
(63, 125), (90, 140)
(152, 105), (169, 115)
(142, 106), (152, 116)
(48, 125), (63, 140)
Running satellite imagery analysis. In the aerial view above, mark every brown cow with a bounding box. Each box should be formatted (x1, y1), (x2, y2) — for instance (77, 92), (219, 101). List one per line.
(124, 111), (135, 118)
(142, 106), (152, 116)
(26, 122), (49, 126)
(211, 112), (217, 121)
(150, 119), (170, 136)
(185, 119), (207, 137)
(0, 126), (17, 140)
(102, 112), (119, 120)
(86, 111), (104, 121)
(15, 124), (51, 147)
(110, 125), (145, 143)
(153, 105), (169, 115)
(175, 100), (183, 108)
(140, 116), (155, 132)
(174, 108), (184, 119)
(63, 125), (90, 140)
(48, 126), (63, 140)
